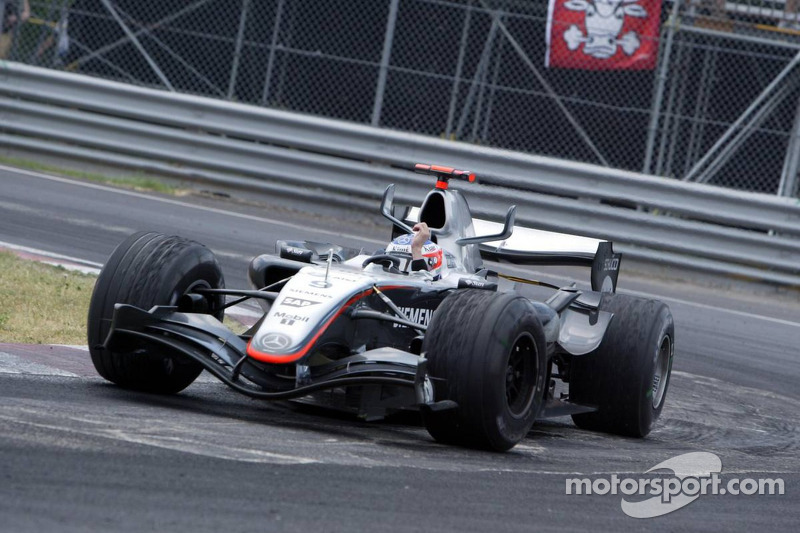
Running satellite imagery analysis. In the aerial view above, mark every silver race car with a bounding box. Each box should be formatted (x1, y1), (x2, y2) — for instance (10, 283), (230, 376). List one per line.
(87, 164), (674, 452)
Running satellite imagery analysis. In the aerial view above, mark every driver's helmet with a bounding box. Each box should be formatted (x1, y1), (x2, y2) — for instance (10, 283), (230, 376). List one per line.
(385, 234), (444, 279)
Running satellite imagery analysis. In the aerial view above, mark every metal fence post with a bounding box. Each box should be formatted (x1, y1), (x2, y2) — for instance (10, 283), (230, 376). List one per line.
(471, 13), (502, 143)
(0, 0), (13, 63)
(0, 1), (7, 53)
(663, 39), (691, 179)
(482, 25), (505, 143)
(227, 0), (251, 100)
(262, 0), (286, 106)
(683, 45), (718, 177)
(456, 15), (498, 140)
(27, 0), (59, 66)
(779, 94), (800, 197)
(445, 0), (473, 139)
(655, 38), (684, 177)
(643, 0), (680, 175)
(371, 0), (400, 128)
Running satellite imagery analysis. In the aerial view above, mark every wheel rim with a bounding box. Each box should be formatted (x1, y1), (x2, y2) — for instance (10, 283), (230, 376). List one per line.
(505, 333), (538, 418)
(179, 279), (217, 315)
(652, 335), (672, 409)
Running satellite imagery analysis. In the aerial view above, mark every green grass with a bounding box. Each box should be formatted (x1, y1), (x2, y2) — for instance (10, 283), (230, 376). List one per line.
(0, 155), (180, 195)
(0, 250), (248, 344)
(0, 251), (97, 344)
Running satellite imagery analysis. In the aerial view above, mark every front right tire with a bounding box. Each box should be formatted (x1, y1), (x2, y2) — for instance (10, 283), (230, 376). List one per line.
(422, 290), (548, 452)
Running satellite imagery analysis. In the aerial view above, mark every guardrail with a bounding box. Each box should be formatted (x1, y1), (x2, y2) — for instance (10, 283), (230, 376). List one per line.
(1, 62), (799, 286)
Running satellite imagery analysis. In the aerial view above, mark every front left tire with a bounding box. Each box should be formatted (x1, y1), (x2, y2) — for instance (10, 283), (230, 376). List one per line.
(87, 231), (225, 394)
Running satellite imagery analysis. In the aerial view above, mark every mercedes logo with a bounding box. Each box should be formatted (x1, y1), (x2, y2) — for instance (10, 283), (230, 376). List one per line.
(259, 332), (291, 351)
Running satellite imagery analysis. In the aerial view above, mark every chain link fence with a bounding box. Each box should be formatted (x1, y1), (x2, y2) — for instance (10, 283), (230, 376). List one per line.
(2, 0), (799, 197)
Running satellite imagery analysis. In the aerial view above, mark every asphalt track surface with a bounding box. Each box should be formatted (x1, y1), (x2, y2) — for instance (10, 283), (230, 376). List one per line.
(1, 166), (798, 532)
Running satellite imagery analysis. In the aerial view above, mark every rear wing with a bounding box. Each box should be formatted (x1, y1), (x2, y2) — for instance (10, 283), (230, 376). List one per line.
(472, 219), (621, 293)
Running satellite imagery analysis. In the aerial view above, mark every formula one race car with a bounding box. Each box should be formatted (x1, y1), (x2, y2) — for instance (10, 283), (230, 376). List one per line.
(87, 164), (674, 452)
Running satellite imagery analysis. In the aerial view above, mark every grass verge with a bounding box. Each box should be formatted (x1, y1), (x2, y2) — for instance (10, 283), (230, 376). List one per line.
(0, 251), (247, 344)
(0, 251), (96, 344)
(0, 155), (180, 195)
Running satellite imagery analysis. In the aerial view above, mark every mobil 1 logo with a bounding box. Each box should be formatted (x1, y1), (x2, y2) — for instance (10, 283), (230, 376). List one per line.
(274, 311), (310, 326)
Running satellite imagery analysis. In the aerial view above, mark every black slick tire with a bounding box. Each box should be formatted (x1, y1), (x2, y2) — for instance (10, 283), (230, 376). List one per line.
(422, 289), (548, 452)
(569, 293), (674, 437)
(87, 231), (225, 394)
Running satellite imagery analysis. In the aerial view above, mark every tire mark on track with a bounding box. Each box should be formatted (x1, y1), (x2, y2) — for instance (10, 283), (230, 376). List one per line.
(0, 406), (319, 465)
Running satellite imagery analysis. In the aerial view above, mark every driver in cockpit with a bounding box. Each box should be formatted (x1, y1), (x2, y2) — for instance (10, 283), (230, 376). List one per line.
(385, 222), (444, 279)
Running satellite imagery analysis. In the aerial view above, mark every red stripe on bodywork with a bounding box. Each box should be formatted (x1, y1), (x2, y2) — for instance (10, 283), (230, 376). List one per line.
(245, 285), (408, 364)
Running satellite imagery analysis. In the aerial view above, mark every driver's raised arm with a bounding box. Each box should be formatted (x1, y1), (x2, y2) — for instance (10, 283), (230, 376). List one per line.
(410, 222), (430, 271)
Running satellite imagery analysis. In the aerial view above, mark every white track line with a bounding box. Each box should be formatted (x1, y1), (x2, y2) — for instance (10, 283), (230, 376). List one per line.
(3, 165), (799, 329)
(0, 240), (102, 275)
(0, 239), (103, 268)
(623, 289), (800, 329)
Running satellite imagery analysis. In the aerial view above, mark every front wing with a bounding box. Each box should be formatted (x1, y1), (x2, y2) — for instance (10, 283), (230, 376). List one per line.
(104, 304), (433, 409)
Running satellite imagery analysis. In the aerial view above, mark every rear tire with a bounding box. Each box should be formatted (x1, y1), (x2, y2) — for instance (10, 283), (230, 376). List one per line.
(569, 293), (674, 437)
(87, 231), (225, 394)
(422, 290), (548, 452)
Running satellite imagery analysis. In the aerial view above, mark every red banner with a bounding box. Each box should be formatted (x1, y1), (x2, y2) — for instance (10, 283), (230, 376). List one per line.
(546, 0), (663, 70)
